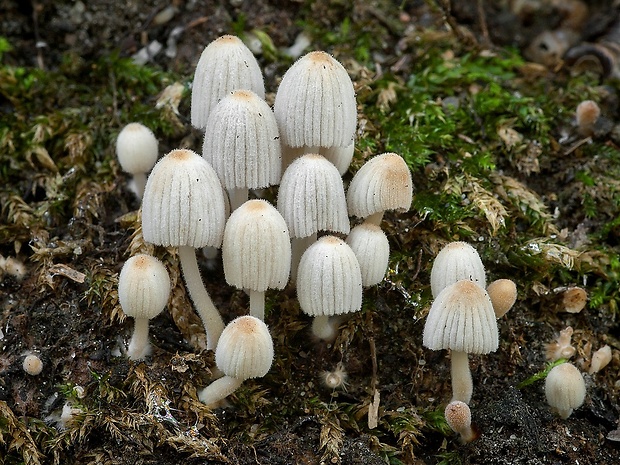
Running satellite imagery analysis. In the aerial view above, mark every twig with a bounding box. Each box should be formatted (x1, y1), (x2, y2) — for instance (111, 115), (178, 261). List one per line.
(477, 0), (491, 47)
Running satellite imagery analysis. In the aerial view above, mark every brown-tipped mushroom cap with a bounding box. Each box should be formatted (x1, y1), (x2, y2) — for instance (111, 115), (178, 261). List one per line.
(141, 149), (227, 248)
(346, 152), (413, 221)
(296, 235), (362, 318)
(345, 222), (390, 287)
(561, 287), (587, 313)
(486, 278), (517, 318)
(277, 154), (350, 238)
(222, 199), (291, 292)
(545, 362), (586, 419)
(191, 35), (265, 129)
(423, 280), (498, 354)
(115, 123), (159, 174)
(274, 51), (357, 148)
(118, 254), (171, 320)
(430, 241), (486, 299)
(215, 315), (274, 380)
(203, 90), (281, 191)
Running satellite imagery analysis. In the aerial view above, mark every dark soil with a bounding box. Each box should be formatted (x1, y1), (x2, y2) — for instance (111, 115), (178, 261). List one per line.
(1, 1), (620, 465)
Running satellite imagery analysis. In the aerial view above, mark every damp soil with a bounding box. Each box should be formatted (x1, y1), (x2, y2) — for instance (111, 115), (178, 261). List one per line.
(1, 1), (620, 465)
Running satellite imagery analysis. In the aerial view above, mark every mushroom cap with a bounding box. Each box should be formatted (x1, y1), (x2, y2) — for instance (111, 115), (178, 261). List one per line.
(345, 222), (390, 287)
(346, 152), (413, 219)
(423, 279), (498, 354)
(118, 254), (170, 320)
(191, 35), (265, 130)
(274, 51), (357, 148)
(444, 400), (471, 435)
(23, 354), (43, 376)
(486, 278), (517, 318)
(296, 235), (363, 317)
(545, 362), (586, 419)
(430, 241), (486, 299)
(277, 154), (350, 238)
(222, 199), (291, 291)
(322, 138), (355, 175)
(561, 287), (587, 313)
(116, 122), (159, 174)
(141, 149), (227, 248)
(215, 315), (274, 380)
(203, 90), (281, 190)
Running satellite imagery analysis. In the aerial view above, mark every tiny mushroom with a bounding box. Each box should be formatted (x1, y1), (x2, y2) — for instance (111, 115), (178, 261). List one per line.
(345, 221), (390, 287)
(486, 278), (517, 318)
(444, 400), (480, 443)
(545, 362), (586, 419)
(423, 279), (498, 404)
(222, 199), (291, 320)
(588, 345), (612, 374)
(191, 35), (265, 130)
(561, 286), (587, 313)
(430, 241), (486, 299)
(545, 326), (576, 362)
(118, 254), (171, 360)
(346, 152), (413, 226)
(115, 122), (159, 199)
(575, 99), (600, 136)
(142, 148), (227, 350)
(198, 315), (274, 407)
(23, 353), (43, 376)
(297, 235), (363, 341)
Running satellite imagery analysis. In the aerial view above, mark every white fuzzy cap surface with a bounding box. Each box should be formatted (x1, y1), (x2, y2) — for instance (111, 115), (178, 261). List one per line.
(116, 122), (159, 174)
(141, 149), (227, 248)
(215, 315), (274, 379)
(191, 35), (265, 129)
(118, 254), (170, 320)
(297, 235), (362, 317)
(545, 362), (586, 419)
(346, 222), (390, 287)
(423, 280), (498, 354)
(346, 153), (413, 219)
(274, 51), (357, 148)
(430, 241), (486, 299)
(203, 90), (281, 190)
(223, 199), (291, 291)
(277, 154), (350, 238)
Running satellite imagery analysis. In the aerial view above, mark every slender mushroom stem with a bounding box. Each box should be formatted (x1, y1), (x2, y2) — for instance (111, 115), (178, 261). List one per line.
(311, 315), (336, 341)
(178, 245), (225, 350)
(451, 350), (473, 404)
(249, 289), (265, 320)
(365, 211), (385, 226)
(198, 375), (243, 407)
(228, 187), (249, 212)
(290, 232), (317, 283)
(127, 318), (151, 360)
(133, 172), (148, 200)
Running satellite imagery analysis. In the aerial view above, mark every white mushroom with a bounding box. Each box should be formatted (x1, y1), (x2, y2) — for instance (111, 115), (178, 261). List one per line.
(444, 400), (479, 443)
(115, 122), (159, 199)
(430, 241), (486, 299)
(198, 315), (274, 407)
(545, 362), (586, 419)
(118, 254), (171, 360)
(345, 221), (390, 287)
(222, 199), (291, 320)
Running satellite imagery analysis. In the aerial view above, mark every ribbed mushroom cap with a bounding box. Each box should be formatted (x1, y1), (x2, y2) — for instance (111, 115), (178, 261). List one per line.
(545, 362), (586, 419)
(296, 235), (363, 317)
(430, 241), (486, 299)
(191, 35), (265, 129)
(346, 152), (413, 219)
(222, 199), (291, 291)
(423, 280), (498, 354)
(277, 154), (350, 238)
(215, 315), (274, 380)
(203, 90), (281, 190)
(116, 123), (159, 174)
(141, 149), (227, 248)
(345, 222), (390, 287)
(118, 254), (171, 320)
(274, 51), (357, 148)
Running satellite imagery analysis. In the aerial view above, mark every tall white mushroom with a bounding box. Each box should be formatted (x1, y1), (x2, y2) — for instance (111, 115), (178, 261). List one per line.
(141, 148), (227, 350)
(346, 152), (413, 226)
(118, 254), (171, 360)
(345, 222), (390, 287)
(199, 315), (274, 407)
(297, 235), (363, 341)
(202, 90), (281, 211)
(222, 199), (291, 320)
(423, 279), (499, 403)
(277, 154), (350, 280)
(191, 35), (265, 130)
(430, 241), (486, 299)
(115, 122), (159, 199)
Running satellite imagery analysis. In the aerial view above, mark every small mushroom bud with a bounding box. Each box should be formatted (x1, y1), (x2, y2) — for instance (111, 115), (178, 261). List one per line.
(545, 326), (576, 362)
(575, 100), (601, 137)
(588, 345), (612, 374)
(545, 362), (586, 419)
(486, 278), (517, 318)
(561, 287), (587, 313)
(444, 401), (480, 443)
(116, 122), (159, 199)
(22, 354), (43, 376)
